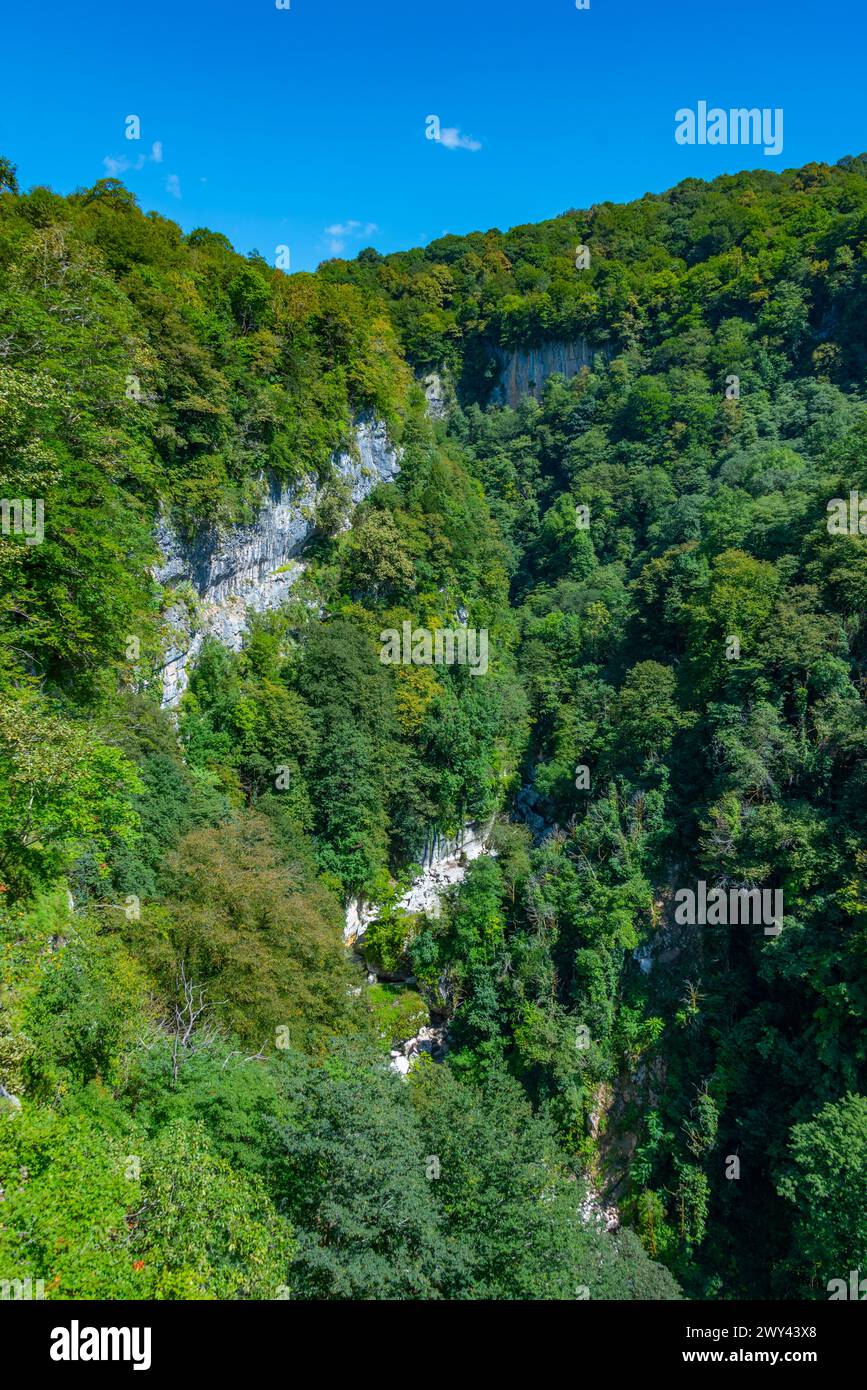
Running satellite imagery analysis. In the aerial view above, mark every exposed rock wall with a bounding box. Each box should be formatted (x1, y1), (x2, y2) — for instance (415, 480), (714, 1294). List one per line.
(344, 819), (494, 946)
(421, 370), (454, 420)
(154, 415), (400, 705)
(492, 338), (597, 407)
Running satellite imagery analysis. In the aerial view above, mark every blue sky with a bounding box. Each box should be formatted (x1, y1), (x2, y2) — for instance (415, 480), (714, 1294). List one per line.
(2, 0), (865, 271)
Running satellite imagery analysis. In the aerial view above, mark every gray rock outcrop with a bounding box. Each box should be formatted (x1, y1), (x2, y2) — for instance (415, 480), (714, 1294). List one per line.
(344, 819), (494, 946)
(492, 338), (597, 407)
(422, 370), (454, 420)
(154, 415), (400, 705)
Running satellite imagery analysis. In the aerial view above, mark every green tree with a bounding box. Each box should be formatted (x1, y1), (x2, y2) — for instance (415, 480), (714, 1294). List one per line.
(778, 1095), (867, 1292)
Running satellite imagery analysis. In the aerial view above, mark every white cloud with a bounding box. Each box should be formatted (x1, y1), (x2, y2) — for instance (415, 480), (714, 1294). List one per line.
(102, 142), (164, 178)
(438, 127), (482, 152)
(166, 174), (181, 199)
(324, 219), (378, 238)
(322, 219), (378, 257)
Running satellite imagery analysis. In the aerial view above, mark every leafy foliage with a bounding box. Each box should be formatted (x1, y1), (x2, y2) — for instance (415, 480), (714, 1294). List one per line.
(5, 150), (867, 1299)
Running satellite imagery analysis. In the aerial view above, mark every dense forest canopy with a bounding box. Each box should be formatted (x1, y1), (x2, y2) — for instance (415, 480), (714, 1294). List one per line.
(2, 150), (867, 1299)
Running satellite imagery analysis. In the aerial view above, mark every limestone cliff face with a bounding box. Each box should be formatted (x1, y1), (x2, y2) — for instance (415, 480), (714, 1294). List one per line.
(155, 415), (400, 706)
(421, 370), (454, 421)
(344, 819), (494, 946)
(492, 338), (596, 407)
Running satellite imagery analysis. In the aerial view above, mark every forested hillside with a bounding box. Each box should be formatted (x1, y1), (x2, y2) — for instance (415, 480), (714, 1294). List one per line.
(2, 150), (867, 1299)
